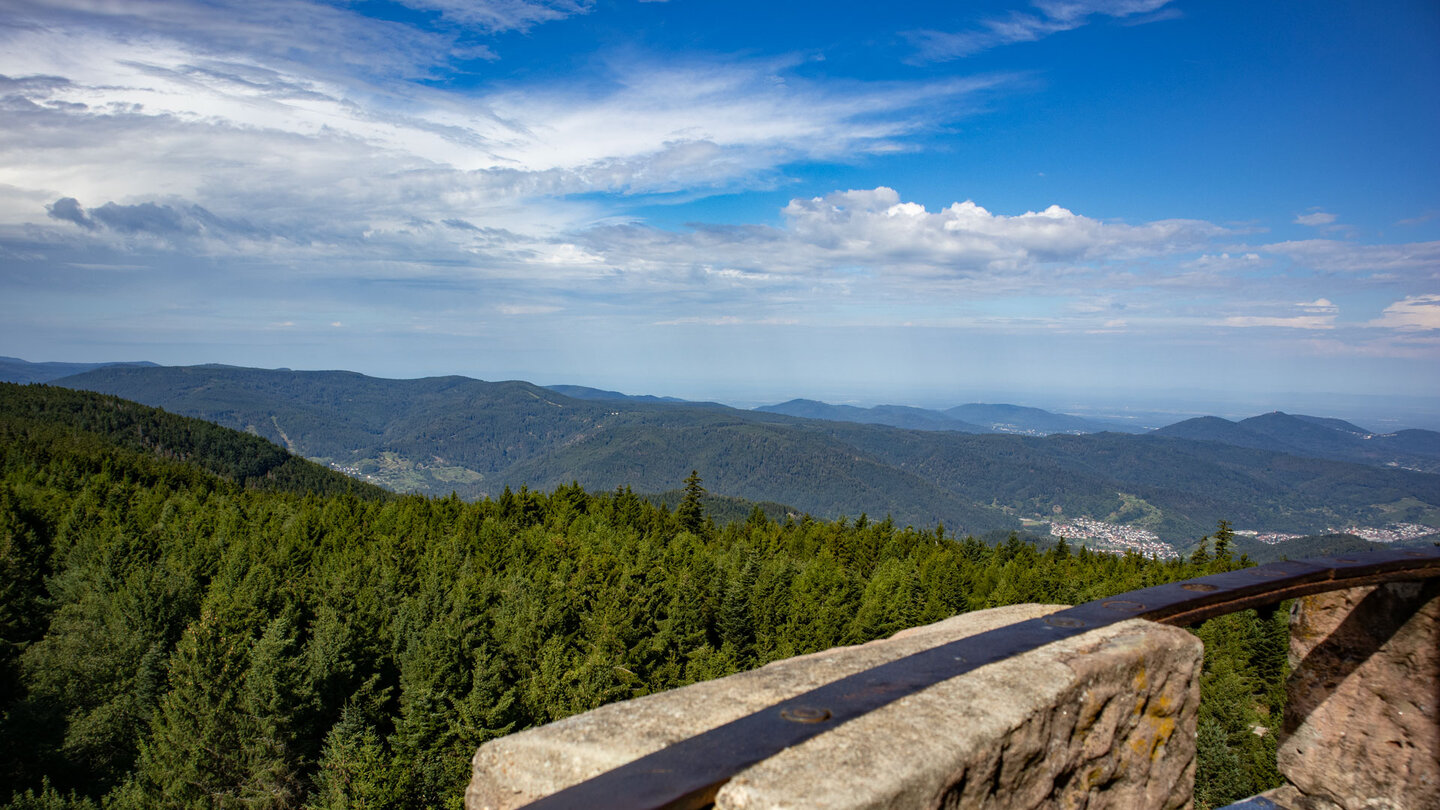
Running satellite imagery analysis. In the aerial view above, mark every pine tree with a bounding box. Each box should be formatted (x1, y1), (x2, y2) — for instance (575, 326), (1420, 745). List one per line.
(1212, 520), (1235, 567)
(717, 555), (758, 663)
(676, 471), (705, 535)
(1190, 536), (1211, 565)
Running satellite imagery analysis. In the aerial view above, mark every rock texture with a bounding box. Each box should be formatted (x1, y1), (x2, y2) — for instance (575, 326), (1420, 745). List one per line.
(1279, 580), (1440, 810)
(466, 605), (1203, 810)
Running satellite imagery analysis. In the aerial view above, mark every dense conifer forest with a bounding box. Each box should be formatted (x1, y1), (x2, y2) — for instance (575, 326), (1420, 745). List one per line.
(3, 384), (1286, 808)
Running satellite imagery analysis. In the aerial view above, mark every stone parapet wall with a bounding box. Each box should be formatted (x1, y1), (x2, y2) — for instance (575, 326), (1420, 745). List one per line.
(1273, 580), (1440, 810)
(466, 604), (1204, 810)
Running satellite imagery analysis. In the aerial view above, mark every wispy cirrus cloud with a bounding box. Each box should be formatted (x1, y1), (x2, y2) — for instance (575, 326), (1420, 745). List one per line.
(1220, 297), (1339, 330)
(1261, 240), (1440, 278)
(0, 5), (1013, 250)
(906, 0), (1176, 62)
(393, 0), (594, 32)
(1, 0), (496, 82)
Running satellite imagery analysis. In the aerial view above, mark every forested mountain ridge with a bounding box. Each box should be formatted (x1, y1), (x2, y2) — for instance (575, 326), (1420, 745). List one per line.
(49, 364), (1440, 543)
(755, 398), (1120, 435)
(0, 383), (388, 499)
(0, 357), (157, 385)
(0, 384), (1295, 808)
(945, 402), (1116, 435)
(1155, 411), (1440, 474)
(543, 384), (688, 404)
(756, 399), (988, 433)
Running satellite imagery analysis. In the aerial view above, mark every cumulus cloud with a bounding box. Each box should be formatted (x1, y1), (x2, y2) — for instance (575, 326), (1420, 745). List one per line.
(908, 0), (1175, 62)
(45, 197), (95, 230)
(776, 187), (1221, 272)
(570, 186), (1229, 314)
(1369, 295), (1440, 331)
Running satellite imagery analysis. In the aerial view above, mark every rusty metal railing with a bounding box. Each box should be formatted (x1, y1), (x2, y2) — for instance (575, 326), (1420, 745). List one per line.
(517, 546), (1440, 810)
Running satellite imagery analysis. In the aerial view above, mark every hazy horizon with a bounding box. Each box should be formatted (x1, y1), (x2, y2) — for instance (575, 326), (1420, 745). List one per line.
(9, 352), (1440, 432)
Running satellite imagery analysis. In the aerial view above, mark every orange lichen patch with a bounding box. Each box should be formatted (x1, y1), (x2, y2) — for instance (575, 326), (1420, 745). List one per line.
(1081, 764), (1109, 792)
(1128, 690), (1179, 762)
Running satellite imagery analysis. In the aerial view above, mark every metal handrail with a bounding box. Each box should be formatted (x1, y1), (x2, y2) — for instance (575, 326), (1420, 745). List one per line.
(515, 546), (1440, 810)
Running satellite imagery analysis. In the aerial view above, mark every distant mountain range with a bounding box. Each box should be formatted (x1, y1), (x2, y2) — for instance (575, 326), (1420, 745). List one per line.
(14, 357), (1436, 544)
(1155, 412), (1440, 474)
(543, 384), (690, 404)
(756, 399), (1121, 435)
(0, 355), (157, 384)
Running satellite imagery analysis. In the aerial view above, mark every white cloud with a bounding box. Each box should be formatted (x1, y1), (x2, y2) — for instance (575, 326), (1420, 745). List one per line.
(1294, 211), (1338, 227)
(498, 304), (563, 315)
(1262, 240), (1440, 277)
(563, 187), (1234, 322)
(477, 63), (1009, 177)
(1, 0), (488, 82)
(1220, 297), (1339, 330)
(1301, 334), (1440, 359)
(907, 0), (1175, 62)
(1369, 295), (1440, 331)
(392, 0), (593, 32)
(652, 315), (799, 327)
(776, 187), (1221, 273)
(1397, 210), (1439, 227)
(1222, 315), (1335, 330)
(1186, 252), (1263, 268)
(0, 10), (1014, 254)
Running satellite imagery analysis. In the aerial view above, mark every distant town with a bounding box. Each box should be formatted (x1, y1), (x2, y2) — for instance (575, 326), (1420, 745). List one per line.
(1234, 530), (1306, 545)
(1235, 523), (1436, 544)
(1052, 518), (1437, 557)
(1047, 517), (1178, 559)
(1332, 523), (1436, 543)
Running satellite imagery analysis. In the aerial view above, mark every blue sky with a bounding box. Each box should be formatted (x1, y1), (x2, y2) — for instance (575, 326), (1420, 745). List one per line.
(2, 0), (1437, 420)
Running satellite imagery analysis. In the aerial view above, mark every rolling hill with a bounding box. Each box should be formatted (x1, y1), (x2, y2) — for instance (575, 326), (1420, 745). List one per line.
(0, 382), (388, 499)
(1155, 411), (1440, 473)
(44, 363), (1440, 543)
(755, 398), (1118, 435)
(756, 399), (986, 432)
(0, 356), (157, 384)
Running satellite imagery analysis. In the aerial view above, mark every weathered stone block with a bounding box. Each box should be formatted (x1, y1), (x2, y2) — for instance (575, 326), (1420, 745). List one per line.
(1278, 580), (1440, 810)
(466, 605), (1204, 810)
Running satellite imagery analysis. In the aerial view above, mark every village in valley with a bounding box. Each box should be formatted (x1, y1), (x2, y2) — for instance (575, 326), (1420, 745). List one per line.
(1047, 517), (1437, 559)
(1047, 517), (1179, 559)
